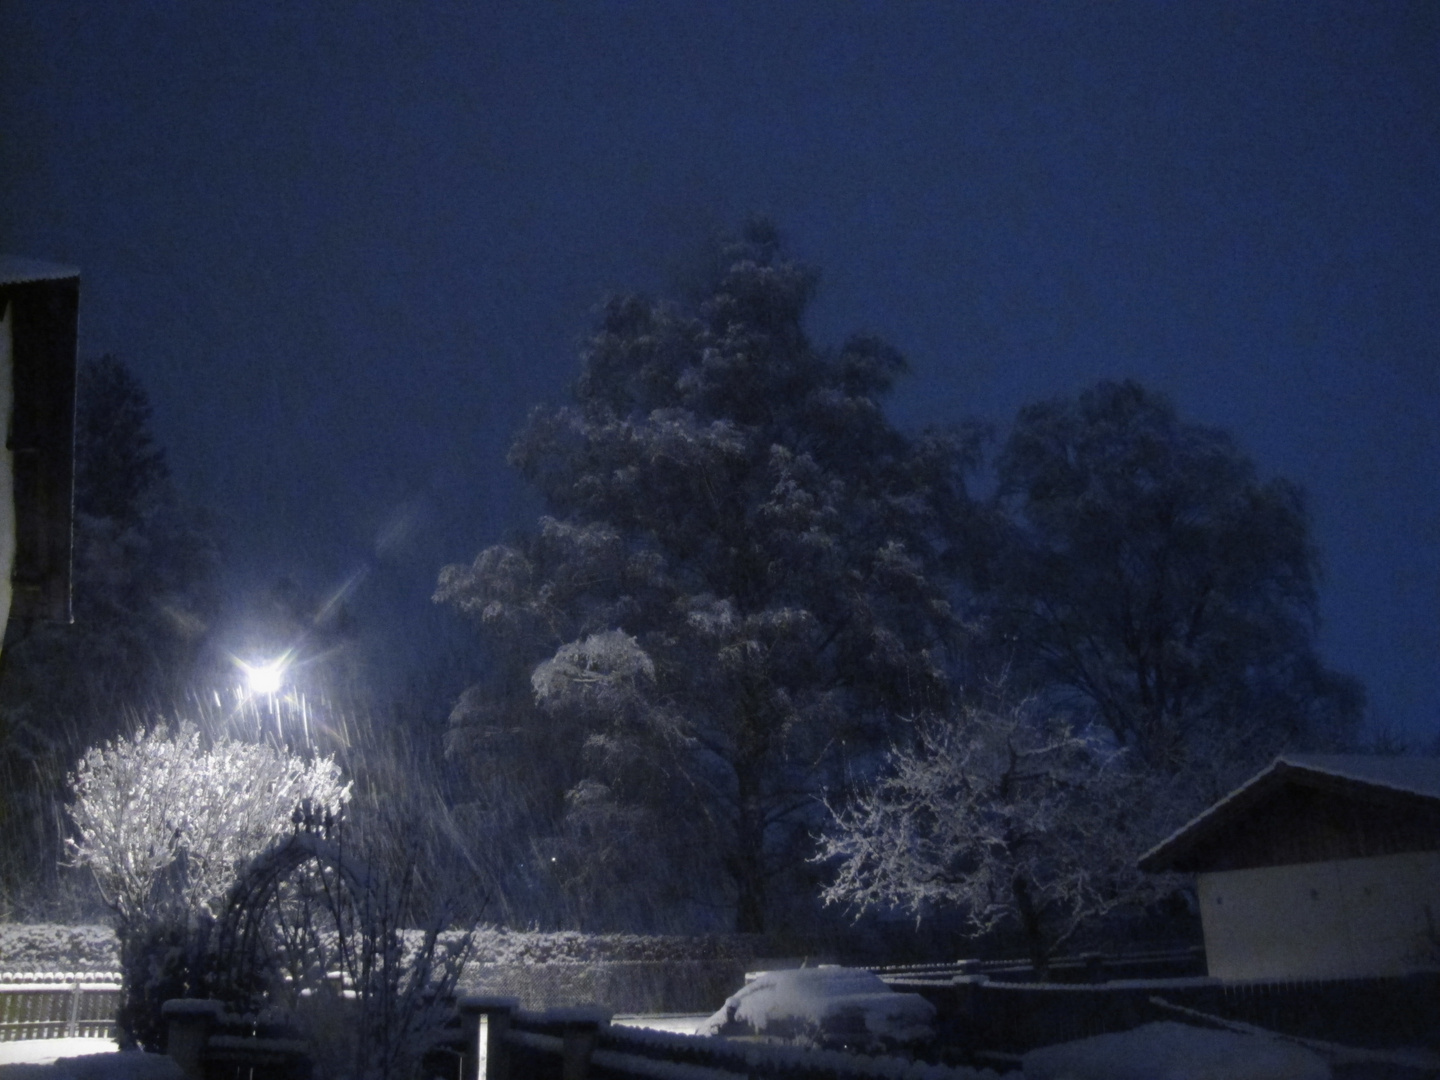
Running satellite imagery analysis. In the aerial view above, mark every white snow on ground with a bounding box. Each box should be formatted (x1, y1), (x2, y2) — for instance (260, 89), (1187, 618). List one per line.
(1021, 1021), (1331, 1080)
(0, 1041), (181, 1080)
(0, 1040), (117, 1066)
(700, 966), (935, 1048)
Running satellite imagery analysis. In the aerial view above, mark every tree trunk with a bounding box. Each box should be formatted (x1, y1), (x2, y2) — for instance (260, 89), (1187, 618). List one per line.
(730, 751), (768, 934)
(735, 872), (766, 934)
(1012, 875), (1050, 980)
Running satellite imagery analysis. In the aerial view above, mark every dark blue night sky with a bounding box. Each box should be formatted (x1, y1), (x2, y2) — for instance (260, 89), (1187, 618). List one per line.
(2, 2), (1436, 741)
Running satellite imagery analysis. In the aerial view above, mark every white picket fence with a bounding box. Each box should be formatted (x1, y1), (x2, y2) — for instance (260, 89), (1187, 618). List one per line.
(0, 971), (122, 1041)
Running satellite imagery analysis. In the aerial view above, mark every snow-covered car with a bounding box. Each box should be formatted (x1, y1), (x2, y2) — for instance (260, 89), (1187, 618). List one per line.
(699, 965), (935, 1053)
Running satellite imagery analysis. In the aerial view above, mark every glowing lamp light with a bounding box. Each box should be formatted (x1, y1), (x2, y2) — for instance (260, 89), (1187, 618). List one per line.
(240, 657), (289, 696)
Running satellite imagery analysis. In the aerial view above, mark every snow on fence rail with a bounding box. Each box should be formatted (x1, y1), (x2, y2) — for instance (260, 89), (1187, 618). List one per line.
(0, 971), (122, 1041)
(872, 945), (1206, 984)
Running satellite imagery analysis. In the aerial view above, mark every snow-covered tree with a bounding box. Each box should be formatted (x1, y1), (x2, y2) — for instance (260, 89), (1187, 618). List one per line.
(982, 380), (1363, 777)
(66, 722), (350, 924)
(817, 698), (1168, 975)
(436, 222), (977, 931)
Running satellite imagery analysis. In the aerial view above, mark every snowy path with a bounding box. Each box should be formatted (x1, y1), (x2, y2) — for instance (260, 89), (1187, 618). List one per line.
(0, 1040), (181, 1079)
(0, 1040), (117, 1066)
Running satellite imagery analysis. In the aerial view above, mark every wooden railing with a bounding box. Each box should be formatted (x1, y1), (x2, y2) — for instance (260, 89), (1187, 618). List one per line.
(163, 1000), (312, 1080)
(0, 971), (122, 1041)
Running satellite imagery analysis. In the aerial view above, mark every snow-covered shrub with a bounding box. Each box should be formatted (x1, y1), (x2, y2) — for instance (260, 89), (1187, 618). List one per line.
(700, 966), (935, 1054)
(66, 722), (350, 924)
(63, 722), (350, 1049)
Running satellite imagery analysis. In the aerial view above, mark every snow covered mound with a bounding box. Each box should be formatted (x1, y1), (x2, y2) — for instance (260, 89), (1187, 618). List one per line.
(699, 965), (935, 1052)
(1021, 1021), (1330, 1080)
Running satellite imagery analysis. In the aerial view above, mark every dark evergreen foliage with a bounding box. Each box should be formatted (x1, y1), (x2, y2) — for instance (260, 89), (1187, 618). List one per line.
(437, 224), (975, 932)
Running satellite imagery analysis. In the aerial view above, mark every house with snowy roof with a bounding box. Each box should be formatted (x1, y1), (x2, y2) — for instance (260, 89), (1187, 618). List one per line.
(0, 255), (78, 641)
(1140, 754), (1440, 981)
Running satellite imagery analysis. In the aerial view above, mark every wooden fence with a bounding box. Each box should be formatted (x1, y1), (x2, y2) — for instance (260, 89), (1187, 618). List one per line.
(158, 970), (1440, 1079)
(889, 970), (1440, 1054)
(873, 944), (1207, 985)
(163, 996), (991, 1080)
(430, 997), (989, 1080)
(0, 971), (122, 1041)
(163, 1000), (312, 1080)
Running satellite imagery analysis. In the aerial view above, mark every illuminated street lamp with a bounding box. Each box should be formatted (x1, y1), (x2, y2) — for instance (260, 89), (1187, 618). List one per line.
(242, 658), (287, 696)
(233, 650), (317, 750)
(238, 654), (291, 697)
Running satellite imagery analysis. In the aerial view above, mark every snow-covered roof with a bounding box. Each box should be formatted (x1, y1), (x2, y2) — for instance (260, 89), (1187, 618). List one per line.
(0, 255), (80, 285)
(1139, 754), (1440, 873)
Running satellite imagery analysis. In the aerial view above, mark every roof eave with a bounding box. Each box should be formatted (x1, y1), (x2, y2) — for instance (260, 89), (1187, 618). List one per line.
(1138, 758), (1291, 873)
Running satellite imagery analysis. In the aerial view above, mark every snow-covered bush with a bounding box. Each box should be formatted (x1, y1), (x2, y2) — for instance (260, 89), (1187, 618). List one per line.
(818, 700), (1169, 975)
(66, 722), (350, 924)
(63, 722), (350, 1049)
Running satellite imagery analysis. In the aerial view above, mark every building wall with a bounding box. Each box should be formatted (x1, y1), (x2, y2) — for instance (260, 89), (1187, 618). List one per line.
(0, 300), (14, 650)
(1199, 849), (1440, 980)
(0, 265), (78, 626)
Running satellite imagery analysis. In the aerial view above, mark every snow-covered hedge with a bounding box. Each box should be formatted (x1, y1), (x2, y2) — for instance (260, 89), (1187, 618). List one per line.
(445, 928), (765, 1012)
(0, 924), (119, 972)
(463, 928), (761, 966)
(0, 923), (757, 984)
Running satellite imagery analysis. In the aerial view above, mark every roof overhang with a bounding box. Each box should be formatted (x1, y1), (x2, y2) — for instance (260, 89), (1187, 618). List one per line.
(1138, 755), (1440, 874)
